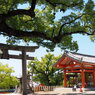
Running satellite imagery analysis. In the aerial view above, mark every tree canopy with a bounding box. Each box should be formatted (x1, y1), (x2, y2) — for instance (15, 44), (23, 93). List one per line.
(0, 0), (95, 51)
(0, 63), (19, 89)
(28, 53), (63, 86)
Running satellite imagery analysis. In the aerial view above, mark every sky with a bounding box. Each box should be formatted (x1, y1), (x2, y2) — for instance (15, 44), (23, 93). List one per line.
(0, 0), (95, 77)
(0, 34), (95, 77)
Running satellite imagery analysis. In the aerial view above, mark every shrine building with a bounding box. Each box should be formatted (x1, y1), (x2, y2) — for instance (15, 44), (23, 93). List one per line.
(53, 51), (95, 88)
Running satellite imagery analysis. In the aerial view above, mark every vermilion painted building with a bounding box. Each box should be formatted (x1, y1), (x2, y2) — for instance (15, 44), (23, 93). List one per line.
(54, 51), (95, 88)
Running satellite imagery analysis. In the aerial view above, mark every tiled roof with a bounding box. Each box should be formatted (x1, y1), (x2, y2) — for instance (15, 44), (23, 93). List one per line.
(64, 51), (95, 64)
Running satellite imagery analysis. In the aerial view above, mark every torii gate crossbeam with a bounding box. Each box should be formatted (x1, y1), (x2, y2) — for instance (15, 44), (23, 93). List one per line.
(0, 43), (39, 95)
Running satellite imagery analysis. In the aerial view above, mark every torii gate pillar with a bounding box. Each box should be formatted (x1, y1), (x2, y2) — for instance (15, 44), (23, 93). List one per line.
(22, 50), (27, 95)
(0, 43), (39, 95)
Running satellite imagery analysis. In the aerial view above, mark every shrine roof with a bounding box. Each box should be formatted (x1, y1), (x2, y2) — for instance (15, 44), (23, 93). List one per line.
(65, 51), (95, 64)
(54, 51), (95, 68)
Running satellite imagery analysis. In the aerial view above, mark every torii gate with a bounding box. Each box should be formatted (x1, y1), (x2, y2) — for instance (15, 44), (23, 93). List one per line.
(0, 43), (39, 95)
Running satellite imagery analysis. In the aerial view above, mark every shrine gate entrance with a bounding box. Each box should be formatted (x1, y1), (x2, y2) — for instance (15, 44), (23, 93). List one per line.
(54, 51), (95, 88)
(0, 43), (39, 95)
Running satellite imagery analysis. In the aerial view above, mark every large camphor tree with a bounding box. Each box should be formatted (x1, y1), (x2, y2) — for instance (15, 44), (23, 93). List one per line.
(0, 0), (95, 51)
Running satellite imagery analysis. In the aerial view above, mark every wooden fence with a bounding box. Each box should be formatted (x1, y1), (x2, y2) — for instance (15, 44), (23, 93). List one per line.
(32, 86), (57, 92)
(15, 85), (63, 93)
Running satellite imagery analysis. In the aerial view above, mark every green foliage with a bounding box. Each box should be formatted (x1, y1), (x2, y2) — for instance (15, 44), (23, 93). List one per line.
(28, 53), (63, 86)
(0, 0), (95, 51)
(82, 0), (95, 42)
(84, 0), (94, 13)
(0, 63), (19, 89)
(90, 35), (95, 42)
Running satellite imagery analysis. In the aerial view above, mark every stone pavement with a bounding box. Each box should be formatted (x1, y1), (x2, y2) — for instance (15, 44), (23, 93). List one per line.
(2, 88), (95, 95)
(33, 89), (95, 95)
(4, 91), (95, 95)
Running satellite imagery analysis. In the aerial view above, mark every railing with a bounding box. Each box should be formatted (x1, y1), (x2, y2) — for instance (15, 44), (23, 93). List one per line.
(32, 86), (56, 92)
(15, 85), (63, 93)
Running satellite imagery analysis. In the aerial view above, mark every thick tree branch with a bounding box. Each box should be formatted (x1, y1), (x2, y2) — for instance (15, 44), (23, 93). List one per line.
(0, 22), (52, 40)
(58, 15), (82, 36)
(0, 0), (37, 20)
(30, 0), (37, 11)
(63, 30), (95, 36)
(0, 0), (37, 19)
(52, 30), (95, 43)
(0, 9), (35, 19)
(0, 20), (95, 44)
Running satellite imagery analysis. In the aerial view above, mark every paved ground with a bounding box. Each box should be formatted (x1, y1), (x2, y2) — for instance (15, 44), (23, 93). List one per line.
(2, 88), (95, 95)
(4, 91), (95, 95)
(3, 91), (95, 95)
(33, 90), (95, 95)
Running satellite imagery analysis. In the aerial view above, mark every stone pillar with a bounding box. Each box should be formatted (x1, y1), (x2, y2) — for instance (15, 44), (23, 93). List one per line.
(22, 50), (27, 95)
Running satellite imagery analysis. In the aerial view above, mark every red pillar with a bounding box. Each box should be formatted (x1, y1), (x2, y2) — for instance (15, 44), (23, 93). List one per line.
(64, 70), (67, 87)
(85, 73), (88, 87)
(81, 70), (85, 88)
(93, 70), (95, 87)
